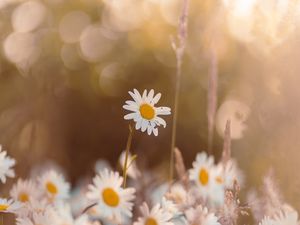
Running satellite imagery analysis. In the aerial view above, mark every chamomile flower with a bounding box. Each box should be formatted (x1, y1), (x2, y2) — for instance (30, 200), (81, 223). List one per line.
(39, 170), (70, 201)
(259, 216), (276, 225)
(10, 179), (40, 203)
(17, 210), (55, 225)
(161, 197), (178, 216)
(189, 152), (225, 205)
(123, 89), (171, 136)
(86, 169), (135, 223)
(272, 208), (299, 225)
(222, 159), (244, 189)
(133, 202), (173, 225)
(52, 202), (91, 225)
(166, 184), (187, 205)
(185, 205), (220, 225)
(0, 145), (16, 183)
(0, 198), (22, 214)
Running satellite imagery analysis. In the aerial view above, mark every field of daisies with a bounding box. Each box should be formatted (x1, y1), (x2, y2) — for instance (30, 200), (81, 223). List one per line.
(0, 86), (298, 225)
(1, 0), (300, 224)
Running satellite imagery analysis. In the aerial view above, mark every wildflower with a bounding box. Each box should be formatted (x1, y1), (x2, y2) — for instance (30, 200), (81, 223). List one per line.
(222, 159), (244, 189)
(10, 179), (40, 203)
(16, 210), (54, 225)
(123, 89), (171, 136)
(86, 169), (135, 223)
(52, 202), (91, 225)
(133, 202), (173, 225)
(39, 170), (70, 201)
(28, 198), (51, 214)
(161, 197), (178, 216)
(259, 208), (299, 225)
(119, 150), (141, 179)
(185, 205), (221, 225)
(0, 145), (16, 183)
(166, 184), (187, 206)
(189, 152), (225, 204)
(0, 198), (21, 214)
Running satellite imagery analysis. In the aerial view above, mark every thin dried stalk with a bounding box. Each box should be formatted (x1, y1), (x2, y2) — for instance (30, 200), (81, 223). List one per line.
(207, 48), (218, 154)
(174, 147), (188, 187)
(169, 0), (190, 183)
(221, 120), (231, 164)
(123, 124), (134, 188)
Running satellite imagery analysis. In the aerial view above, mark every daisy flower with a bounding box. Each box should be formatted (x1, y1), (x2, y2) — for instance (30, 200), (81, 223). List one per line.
(185, 205), (220, 225)
(0, 198), (22, 214)
(86, 169), (135, 223)
(0, 145), (16, 183)
(123, 89), (171, 136)
(259, 216), (276, 225)
(272, 208), (299, 225)
(222, 159), (244, 189)
(39, 170), (70, 201)
(17, 210), (55, 225)
(166, 184), (187, 206)
(10, 179), (40, 203)
(52, 202), (91, 225)
(133, 202), (173, 225)
(161, 197), (178, 216)
(189, 152), (225, 205)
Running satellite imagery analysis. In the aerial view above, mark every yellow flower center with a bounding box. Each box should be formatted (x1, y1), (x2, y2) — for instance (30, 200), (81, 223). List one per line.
(0, 204), (8, 211)
(139, 104), (155, 120)
(46, 182), (58, 195)
(198, 168), (209, 186)
(19, 193), (29, 202)
(102, 188), (120, 207)
(145, 217), (158, 225)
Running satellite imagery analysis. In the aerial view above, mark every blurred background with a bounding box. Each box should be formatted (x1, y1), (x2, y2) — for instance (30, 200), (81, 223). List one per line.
(1, 0), (300, 213)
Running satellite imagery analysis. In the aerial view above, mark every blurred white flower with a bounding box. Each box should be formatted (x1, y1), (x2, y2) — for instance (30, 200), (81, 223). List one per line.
(222, 159), (244, 189)
(119, 150), (141, 179)
(0, 198), (22, 214)
(185, 205), (220, 225)
(216, 99), (250, 140)
(133, 202), (173, 225)
(0, 145), (16, 183)
(17, 210), (55, 225)
(161, 197), (178, 216)
(86, 169), (135, 223)
(52, 202), (91, 225)
(10, 179), (40, 203)
(189, 152), (225, 205)
(123, 89), (171, 136)
(39, 170), (70, 201)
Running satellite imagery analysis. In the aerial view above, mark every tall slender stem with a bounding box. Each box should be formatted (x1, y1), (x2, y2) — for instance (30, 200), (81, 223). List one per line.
(169, 0), (189, 183)
(123, 124), (134, 188)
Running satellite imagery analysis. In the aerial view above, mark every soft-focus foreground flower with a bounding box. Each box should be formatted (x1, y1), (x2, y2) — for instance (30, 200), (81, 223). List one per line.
(0, 145), (16, 183)
(10, 179), (40, 203)
(185, 205), (221, 225)
(0, 198), (21, 214)
(133, 202), (173, 225)
(87, 169), (135, 223)
(123, 89), (171, 136)
(39, 170), (70, 201)
(189, 152), (225, 205)
(259, 208), (299, 225)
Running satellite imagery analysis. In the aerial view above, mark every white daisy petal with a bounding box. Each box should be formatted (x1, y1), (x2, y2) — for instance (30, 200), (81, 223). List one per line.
(151, 93), (161, 105)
